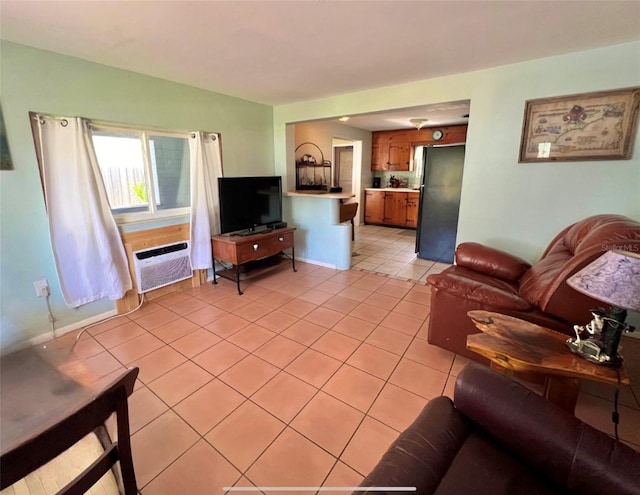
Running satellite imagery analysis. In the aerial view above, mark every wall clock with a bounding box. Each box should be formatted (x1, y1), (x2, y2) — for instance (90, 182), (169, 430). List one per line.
(432, 129), (444, 141)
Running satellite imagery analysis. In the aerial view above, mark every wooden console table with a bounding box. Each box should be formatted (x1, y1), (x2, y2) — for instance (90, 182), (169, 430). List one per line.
(466, 310), (630, 413)
(211, 227), (296, 295)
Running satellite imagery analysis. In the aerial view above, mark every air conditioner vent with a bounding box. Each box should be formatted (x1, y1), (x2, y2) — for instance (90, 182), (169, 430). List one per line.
(133, 241), (192, 294)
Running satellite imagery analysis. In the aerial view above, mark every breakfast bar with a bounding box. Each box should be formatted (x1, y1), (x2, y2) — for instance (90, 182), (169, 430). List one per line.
(284, 190), (356, 270)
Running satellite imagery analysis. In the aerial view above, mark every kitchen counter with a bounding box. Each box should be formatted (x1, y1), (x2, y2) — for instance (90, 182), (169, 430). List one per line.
(286, 191), (356, 200)
(365, 187), (420, 192)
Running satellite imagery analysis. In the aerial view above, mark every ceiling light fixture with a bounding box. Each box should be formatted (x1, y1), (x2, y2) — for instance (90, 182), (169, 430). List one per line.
(410, 118), (428, 130)
(338, 116), (350, 122)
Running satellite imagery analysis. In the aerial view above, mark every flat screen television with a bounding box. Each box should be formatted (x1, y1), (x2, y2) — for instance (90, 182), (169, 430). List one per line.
(218, 176), (283, 235)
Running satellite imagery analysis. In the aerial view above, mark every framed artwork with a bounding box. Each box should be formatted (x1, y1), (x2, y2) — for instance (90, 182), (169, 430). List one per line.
(519, 87), (640, 162)
(0, 103), (13, 170)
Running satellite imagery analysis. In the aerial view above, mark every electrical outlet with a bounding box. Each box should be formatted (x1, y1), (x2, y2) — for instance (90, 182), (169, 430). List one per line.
(33, 279), (49, 297)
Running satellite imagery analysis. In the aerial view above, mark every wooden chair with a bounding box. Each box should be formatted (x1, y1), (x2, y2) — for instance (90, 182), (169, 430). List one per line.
(339, 202), (358, 241)
(1, 367), (139, 495)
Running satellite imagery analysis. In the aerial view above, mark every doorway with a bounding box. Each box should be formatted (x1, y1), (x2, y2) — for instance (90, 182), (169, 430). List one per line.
(415, 145), (465, 263)
(333, 143), (354, 193)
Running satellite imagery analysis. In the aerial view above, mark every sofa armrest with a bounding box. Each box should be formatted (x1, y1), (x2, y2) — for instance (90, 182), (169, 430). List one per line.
(455, 364), (640, 495)
(355, 396), (469, 495)
(455, 242), (531, 282)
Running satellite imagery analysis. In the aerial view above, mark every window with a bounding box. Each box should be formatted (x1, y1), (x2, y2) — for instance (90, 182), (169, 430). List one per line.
(91, 126), (191, 223)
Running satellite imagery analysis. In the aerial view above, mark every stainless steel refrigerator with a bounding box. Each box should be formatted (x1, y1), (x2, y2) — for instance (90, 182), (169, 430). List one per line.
(415, 145), (466, 263)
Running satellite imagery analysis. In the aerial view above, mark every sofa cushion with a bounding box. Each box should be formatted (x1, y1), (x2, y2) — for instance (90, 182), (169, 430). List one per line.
(455, 242), (531, 282)
(428, 266), (531, 311)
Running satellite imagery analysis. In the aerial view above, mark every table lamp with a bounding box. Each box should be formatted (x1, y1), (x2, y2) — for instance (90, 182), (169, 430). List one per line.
(566, 249), (640, 366)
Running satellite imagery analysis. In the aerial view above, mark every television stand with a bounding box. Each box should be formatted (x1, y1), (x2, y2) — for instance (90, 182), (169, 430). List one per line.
(210, 227), (296, 295)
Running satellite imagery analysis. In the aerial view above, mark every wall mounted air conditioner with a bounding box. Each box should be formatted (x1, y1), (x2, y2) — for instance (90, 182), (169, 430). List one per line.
(133, 241), (192, 294)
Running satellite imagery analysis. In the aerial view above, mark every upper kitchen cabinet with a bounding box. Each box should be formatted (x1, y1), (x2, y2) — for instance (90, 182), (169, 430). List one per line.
(371, 125), (468, 171)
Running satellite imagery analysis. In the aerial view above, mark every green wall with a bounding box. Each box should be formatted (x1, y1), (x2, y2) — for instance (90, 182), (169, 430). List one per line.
(274, 42), (640, 263)
(0, 41), (274, 349)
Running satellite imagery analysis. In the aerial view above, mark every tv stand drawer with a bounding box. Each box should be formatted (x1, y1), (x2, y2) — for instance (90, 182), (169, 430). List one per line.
(236, 230), (294, 263)
(211, 227), (295, 265)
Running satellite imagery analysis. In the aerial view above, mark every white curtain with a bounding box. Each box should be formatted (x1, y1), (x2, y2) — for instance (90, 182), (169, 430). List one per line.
(36, 116), (132, 308)
(189, 132), (222, 269)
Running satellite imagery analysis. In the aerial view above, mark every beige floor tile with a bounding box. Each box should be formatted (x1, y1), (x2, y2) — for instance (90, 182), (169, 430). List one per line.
(129, 345), (187, 384)
(173, 378), (245, 435)
(155, 291), (194, 308)
(323, 461), (364, 488)
(131, 410), (199, 488)
(252, 372), (317, 423)
(362, 292), (401, 311)
(147, 361), (214, 406)
(391, 300), (431, 320)
(365, 327), (412, 356)
(150, 317), (200, 343)
(109, 333), (165, 365)
(205, 401), (286, 471)
(227, 324), (276, 352)
(93, 320), (147, 349)
(192, 341), (249, 376)
(128, 385), (170, 434)
(254, 309), (300, 333)
(143, 440), (242, 495)
(368, 383), (428, 432)
(349, 303), (390, 325)
(404, 338), (455, 373)
(576, 392), (640, 445)
(204, 313), (251, 338)
(388, 358), (448, 400)
(340, 416), (398, 477)
(291, 391), (364, 456)
(245, 427), (335, 488)
(278, 298), (318, 318)
(331, 315), (377, 341)
(185, 304), (231, 326)
(298, 288), (336, 306)
(254, 335), (307, 369)
(322, 364), (384, 413)
(285, 348), (342, 388)
(346, 343), (401, 380)
(233, 301), (274, 322)
(315, 280), (349, 295)
(303, 307), (345, 329)
(379, 312), (424, 336)
(134, 307), (180, 331)
(311, 331), (360, 362)
(87, 315), (132, 335)
(170, 328), (222, 358)
(166, 296), (210, 317)
(323, 295), (361, 315)
(281, 319), (328, 346)
(218, 355), (279, 397)
(338, 286), (373, 303)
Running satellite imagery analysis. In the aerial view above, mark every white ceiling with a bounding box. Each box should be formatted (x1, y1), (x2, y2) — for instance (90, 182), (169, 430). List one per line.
(1, 1), (639, 130)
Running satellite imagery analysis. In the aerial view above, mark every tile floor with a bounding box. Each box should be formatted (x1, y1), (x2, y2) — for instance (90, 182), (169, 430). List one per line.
(351, 225), (450, 283)
(30, 260), (640, 495)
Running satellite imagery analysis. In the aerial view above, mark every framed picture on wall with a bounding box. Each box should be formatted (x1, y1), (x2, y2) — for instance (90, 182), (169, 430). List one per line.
(519, 87), (640, 162)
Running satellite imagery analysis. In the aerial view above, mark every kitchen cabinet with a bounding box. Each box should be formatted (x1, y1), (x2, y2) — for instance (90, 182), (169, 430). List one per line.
(364, 190), (385, 224)
(365, 189), (419, 229)
(384, 192), (407, 225)
(406, 192), (420, 228)
(371, 125), (468, 171)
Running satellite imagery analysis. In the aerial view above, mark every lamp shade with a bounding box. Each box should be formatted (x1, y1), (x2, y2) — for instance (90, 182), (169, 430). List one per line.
(567, 250), (640, 312)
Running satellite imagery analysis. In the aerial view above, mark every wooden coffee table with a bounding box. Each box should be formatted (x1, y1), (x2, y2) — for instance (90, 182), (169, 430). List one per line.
(466, 310), (630, 412)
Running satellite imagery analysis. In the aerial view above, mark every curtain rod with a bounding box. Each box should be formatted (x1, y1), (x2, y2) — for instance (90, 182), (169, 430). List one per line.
(29, 111), (219, 136)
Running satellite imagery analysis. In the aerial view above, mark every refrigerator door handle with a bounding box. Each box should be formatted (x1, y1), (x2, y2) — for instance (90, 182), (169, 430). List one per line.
(415, 184), (425, 253)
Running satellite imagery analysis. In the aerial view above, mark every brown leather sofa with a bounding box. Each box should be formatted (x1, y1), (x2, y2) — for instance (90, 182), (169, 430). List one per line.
(426, 214), (640, 362)
(356, 363), (640, 495)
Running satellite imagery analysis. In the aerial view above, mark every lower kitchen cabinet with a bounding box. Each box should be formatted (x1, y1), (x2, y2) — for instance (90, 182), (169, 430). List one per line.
(365, 190), (418, 229)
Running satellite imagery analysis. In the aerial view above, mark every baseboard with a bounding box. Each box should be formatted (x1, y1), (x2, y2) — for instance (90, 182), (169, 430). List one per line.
(294, 256), (341, 270)
(29, 309), (118, 347)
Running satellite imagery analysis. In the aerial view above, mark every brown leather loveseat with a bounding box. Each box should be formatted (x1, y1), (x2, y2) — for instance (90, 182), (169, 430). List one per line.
(356, 363), (640, 495)
(426, 214), (640, 362)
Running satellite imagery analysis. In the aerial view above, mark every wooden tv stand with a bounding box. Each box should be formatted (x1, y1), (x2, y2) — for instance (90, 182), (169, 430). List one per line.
(210, 227), (296, 295)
